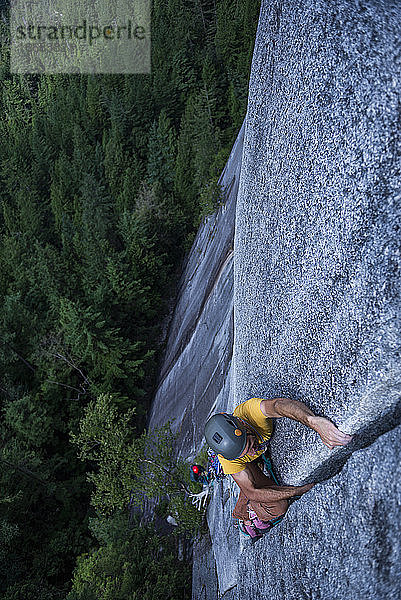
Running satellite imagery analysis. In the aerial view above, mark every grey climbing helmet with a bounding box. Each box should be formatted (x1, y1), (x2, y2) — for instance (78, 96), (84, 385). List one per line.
(204, 413), (247, 460)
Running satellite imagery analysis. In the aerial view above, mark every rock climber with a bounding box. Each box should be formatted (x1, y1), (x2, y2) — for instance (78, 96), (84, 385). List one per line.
(204, 397), (353, 527)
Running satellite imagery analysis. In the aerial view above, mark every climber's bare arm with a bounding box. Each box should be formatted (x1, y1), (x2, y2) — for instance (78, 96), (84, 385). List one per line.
(231, 465), (314, 503)
(260, 398), (353, 450)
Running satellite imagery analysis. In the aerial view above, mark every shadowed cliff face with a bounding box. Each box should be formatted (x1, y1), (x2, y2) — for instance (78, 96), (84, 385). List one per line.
(150, 0), (401, 598)
(148, 122), (244, 458)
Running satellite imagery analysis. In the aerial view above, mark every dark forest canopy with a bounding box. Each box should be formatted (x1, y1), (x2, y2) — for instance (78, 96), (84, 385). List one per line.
(0, 1), (260, 597)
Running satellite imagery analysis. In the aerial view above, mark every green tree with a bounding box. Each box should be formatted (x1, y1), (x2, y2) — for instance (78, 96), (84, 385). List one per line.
(174, 95), (198, 217)
(67, 518), (191, 600)
(146, 109), (177, 190)
(0, 0), (261, 594)
(3, 394), (53, 448)
(70, 394), (204, 534)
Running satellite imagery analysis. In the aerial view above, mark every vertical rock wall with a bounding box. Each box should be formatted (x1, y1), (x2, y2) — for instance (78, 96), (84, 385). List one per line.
(230, 0), (401, 598)
(149, 0), (401, 598)
(148, 121), (245, 458)
(235, 0), (401, 488)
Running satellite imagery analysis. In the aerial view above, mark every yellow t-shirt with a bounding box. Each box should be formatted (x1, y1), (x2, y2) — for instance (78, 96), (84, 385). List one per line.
(218, 397), (273, 475)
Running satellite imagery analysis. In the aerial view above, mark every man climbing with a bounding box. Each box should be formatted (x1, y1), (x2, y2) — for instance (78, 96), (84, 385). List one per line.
(204, 397), (353, 532)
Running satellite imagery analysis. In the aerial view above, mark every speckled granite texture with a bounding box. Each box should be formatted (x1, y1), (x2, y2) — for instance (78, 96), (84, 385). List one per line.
(191, 532), (220, 600)
(229, 0), (401, 597)
(235, 0), (401, 481)
(235, 423), (401, 600)
(149, 0), (401, 597)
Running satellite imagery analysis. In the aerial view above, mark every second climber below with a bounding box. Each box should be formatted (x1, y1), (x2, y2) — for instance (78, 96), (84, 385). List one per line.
(204, 397), (353, 526)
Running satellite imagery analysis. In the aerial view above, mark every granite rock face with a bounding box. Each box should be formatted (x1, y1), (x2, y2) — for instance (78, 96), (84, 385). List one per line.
(150, 0), (401, 598)
(235, 0), (401, 491)
(236, 424), (401, 600)
(148, 122), (244, 458)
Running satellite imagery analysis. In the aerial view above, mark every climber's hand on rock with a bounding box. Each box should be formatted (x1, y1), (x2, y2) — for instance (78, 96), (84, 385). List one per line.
(298, 482), (315, 494)
(311, 416), (353, 450)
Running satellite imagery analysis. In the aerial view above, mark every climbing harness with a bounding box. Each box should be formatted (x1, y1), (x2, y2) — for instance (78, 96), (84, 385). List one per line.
(189, 447), (286, 540)
(187, 448), (227, 510)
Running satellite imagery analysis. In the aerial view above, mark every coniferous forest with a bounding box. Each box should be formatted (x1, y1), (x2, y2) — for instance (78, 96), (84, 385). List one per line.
(0, 1), (260, 597)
